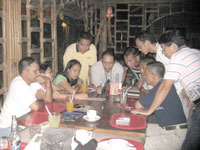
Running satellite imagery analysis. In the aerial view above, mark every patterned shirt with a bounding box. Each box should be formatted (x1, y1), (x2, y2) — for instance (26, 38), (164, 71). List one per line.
(164, 47), (200, 101)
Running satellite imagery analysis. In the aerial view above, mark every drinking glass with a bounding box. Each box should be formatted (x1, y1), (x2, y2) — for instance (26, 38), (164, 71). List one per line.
(29, 125), (41, 139)
(66, 101), (74, 112)
(81, 83), (88, 93)
(120, 89), (127, 105)
(48, 112), (61, 128)
(0, 137), (8, 150)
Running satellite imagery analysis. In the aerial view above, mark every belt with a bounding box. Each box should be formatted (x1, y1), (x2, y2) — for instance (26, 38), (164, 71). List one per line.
(163, 124), (187, 131)
(193, 97), (200, 105)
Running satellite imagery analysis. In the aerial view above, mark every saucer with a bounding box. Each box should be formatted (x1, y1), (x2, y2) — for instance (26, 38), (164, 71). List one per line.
(83, 115), (101, 122)
(97, 139), (136, 150)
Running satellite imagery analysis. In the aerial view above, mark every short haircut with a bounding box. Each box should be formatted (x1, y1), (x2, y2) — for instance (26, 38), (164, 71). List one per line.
(102, 50), (115, 60)
(159, 30), (186, 47)
(146, 61), (165, 78)
(77, 31), (93, 43)
(39, 63), (50, 73)
(124, 47), (141, 57)
(18, 57), (37, 74)
(140, 55), (156, 64)
(135, 31), (157, 44)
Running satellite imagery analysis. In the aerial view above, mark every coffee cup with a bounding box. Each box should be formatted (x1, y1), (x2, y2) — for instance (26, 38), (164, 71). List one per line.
(75, 130), (92, 145)
(87, 110), (97, 120)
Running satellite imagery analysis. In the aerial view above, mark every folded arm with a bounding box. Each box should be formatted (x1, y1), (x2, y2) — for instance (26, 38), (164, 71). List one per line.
(35, 76), (53, 103)
(29, 100), (44, 111)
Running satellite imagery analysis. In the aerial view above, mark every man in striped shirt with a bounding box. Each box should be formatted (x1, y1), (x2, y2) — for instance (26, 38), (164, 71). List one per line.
(132, 30), (200, 149)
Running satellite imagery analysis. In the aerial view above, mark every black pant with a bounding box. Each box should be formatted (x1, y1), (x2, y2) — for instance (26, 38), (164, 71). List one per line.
(182, 102), (200, 150)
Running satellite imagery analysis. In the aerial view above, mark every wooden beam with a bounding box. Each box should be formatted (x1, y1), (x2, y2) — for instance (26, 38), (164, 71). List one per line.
(105, 0), (182, 5)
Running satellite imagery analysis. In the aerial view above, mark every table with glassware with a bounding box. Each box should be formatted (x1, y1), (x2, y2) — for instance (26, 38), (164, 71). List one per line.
(18, 91), (146, 149)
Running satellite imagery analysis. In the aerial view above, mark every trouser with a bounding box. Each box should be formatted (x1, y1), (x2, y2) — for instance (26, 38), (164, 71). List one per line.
(182, 102), (200, 150)
(145, 123), (186, 150)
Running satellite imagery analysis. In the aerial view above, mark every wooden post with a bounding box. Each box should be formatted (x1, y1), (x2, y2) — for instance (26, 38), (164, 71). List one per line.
(52, 0), (58, 73)
(40, 0), (44, 63)
(6, 0), (22, 82)
(101, 7), (107, 56)
(107, 17), (112, 45)
(84, 0), (88, 31)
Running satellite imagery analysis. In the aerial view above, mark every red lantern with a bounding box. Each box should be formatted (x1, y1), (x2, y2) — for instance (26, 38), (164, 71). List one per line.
(106, 7), (113, 18)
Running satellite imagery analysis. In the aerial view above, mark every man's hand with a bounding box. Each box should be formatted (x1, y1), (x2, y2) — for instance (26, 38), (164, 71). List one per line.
(75, 93), (88, 99)
(137, 78), (144, 89)
(131, 108), (151, 116)
(96, 86), (102, 95)
(36, 75), (50, 84)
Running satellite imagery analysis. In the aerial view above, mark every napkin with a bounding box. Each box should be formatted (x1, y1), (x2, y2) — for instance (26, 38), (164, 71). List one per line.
(110, 113), (147, 130)
(40, 128), (73, 150)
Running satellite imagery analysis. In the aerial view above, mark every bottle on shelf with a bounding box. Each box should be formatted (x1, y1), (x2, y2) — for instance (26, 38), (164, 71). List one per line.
(9, 115), (21, 150)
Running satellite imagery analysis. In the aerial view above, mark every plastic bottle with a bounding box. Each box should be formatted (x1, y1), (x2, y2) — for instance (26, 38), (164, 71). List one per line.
(9, 115), (21, 150)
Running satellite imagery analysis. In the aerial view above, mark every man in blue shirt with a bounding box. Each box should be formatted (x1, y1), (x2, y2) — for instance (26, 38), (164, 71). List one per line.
(134, 61), (186, 149)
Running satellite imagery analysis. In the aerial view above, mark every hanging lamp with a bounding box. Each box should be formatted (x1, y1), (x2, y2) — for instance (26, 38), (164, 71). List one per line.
(106, 6), (114, 18)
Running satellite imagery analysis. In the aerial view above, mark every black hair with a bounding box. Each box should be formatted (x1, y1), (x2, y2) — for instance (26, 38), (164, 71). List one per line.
(102, 50), (115, 60)
(146, 61), (165, 78)
(158, 30), (186, 47)
(136, 31), (157, 44)
(65, 59), (81, 73)
(39, 63), (50, 73)
(56, 59), (81, 87)
(140, 55), (156, 64)
(124, 47), (141, 57)
(77, 31), (93, 43)
(18, 57), (37, 74)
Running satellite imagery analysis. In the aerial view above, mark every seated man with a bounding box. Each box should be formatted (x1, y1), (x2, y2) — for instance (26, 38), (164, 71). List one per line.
(0, 57), (52, 137)
(91, 50), (124, 94)
(134, 61), (187, 149)
(137, 55), (155, 96)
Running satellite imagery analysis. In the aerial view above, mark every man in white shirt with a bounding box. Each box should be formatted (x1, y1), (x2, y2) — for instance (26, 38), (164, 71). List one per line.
(0, 57), (52, 137)
(91, 50), (124, 94)
(135, 31), (169, 68)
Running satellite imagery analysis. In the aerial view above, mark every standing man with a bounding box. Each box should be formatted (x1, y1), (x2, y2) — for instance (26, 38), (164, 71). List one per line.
(132, 30), (200, 149)
(63, 32), (97, 82)
(0, 57), (52, 137)
(135, 31), (169, 67)
(135, 31), (190, 119)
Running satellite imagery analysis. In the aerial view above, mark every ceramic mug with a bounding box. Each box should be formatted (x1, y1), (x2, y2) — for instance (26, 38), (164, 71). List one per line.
(75, 129), (92, 145)
(87, 110), (97, 120)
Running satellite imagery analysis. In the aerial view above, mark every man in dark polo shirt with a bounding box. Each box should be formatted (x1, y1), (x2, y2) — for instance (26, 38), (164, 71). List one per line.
(133, 61), (186, 149)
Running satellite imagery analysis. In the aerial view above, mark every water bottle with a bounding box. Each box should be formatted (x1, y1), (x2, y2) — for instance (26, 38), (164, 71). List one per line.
(9, 115), (21, 150)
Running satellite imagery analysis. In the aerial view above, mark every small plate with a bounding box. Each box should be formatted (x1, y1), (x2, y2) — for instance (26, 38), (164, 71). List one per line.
(83, 115), (101, 122)
(97, 139), (136, 150)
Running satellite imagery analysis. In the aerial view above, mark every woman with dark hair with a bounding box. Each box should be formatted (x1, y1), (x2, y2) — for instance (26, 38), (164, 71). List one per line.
(53, 59), (83, 94)
(39, 61), (88, 100)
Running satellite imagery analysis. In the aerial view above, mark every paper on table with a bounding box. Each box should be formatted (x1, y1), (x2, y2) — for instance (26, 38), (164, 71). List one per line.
(84, 97), (106, 101)
(24, 134), (42, 150)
